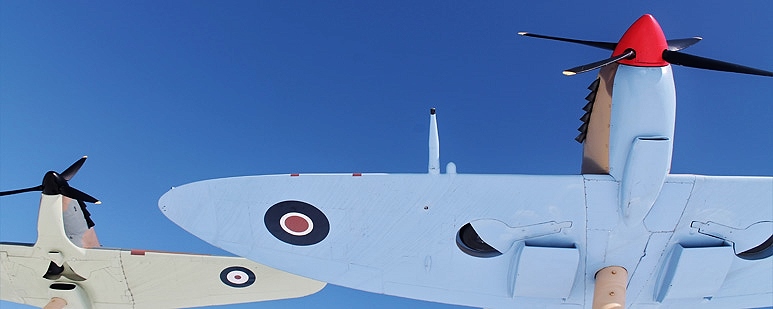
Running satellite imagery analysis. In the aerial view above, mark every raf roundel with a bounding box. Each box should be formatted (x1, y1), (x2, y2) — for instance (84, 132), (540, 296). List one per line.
(265, 200), (330, 246)
(220, 266), (256, 288)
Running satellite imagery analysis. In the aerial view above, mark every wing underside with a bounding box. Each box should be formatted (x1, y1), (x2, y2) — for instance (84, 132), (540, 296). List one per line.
(1, 243), (325, 308)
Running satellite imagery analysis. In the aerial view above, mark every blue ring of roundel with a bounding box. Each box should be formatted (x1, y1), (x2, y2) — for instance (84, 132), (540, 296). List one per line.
(220, 266), (256, 288)
(264, 200), (330, 246)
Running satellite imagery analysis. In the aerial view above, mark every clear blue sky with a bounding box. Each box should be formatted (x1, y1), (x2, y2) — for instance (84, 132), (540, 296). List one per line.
(1, 1), (771, 308)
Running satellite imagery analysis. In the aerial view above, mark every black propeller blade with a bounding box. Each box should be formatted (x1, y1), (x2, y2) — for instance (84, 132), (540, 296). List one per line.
(0, 185), (43, 196)
(60, 184), (100, 204)
(60, 156), (87, 181)
(663, 50), (773, 77)
(517, 32), (616, 50)
(563, 49), (635, 76)
(0, 156), (101, 204)
(666, 37), (702, 51)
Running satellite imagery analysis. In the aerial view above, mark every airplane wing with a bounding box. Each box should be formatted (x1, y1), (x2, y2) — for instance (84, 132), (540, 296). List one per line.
(1, 242), (325, 308)
(159, 172), (772, 309)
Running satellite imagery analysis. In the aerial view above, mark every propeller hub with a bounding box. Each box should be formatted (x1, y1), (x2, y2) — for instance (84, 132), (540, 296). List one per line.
(42, 171), (66, 196)
(613, 14), (669, 67)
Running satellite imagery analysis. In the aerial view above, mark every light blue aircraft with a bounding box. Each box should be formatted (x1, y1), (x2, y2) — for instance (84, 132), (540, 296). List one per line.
(159, 15), (772, 309)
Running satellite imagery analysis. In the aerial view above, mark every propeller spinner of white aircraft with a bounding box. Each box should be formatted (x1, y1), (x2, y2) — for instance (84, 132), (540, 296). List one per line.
(159, 14), (773, 309)
(0, 157), (325, 308)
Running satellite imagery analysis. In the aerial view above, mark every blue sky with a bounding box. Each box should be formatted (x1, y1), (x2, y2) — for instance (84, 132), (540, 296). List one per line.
(1, 1), (771, 308)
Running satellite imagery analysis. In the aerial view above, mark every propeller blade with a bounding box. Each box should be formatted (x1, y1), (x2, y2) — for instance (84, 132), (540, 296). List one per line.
(0, 185), (44, 196)
(663, 50), (773, 77)
(60, 186), (101, 204)
(60, 156), (87, 181)
(666, 37), (702, 51)
(517, 32), (616, 50)
(563, 49), (635, 76)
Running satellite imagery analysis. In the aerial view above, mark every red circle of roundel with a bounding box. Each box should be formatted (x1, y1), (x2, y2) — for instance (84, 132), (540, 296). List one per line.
(264, 200), (329, 246)
(280, 212), (313, 235)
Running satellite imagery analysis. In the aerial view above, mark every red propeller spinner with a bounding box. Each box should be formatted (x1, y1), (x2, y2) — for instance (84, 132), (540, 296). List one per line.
(613, 14), (668, 67)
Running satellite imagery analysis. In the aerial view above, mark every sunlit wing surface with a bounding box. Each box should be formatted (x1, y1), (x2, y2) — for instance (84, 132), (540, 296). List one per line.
(0, 158), (325, 308)
(160, 173), (772, 309)
(1, 242), (325, 308)
(160, 14), (773, 309)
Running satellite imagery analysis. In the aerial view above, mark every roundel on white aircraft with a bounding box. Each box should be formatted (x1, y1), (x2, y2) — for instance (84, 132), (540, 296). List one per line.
(220, 266), (256, 288)
(264, 200), (330, 246)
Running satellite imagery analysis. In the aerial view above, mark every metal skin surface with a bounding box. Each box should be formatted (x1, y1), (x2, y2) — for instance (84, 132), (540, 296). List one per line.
(159, 173), (772, 308)
(159, 15), (772, 309)
(1, 193), (326, 308)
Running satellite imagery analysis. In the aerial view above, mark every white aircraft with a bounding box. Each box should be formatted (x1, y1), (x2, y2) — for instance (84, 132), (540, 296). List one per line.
(159, 15), (772, 308)
(0, 157), (325, 308)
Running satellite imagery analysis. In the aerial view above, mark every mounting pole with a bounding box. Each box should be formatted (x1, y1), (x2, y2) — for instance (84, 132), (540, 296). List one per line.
(592, 266), (627, 309)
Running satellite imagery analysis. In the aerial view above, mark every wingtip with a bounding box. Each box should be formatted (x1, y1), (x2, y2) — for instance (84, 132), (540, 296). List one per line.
(517, 31), (528, 36)
(430, 107), (436, 115)
(562, 70), (577, 76)
(95, 200), (102, 205)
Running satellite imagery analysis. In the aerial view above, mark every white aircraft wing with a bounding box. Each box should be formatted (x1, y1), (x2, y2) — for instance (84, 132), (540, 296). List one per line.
(159, 172), (772, 309)
(1, 242), (325, 308)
